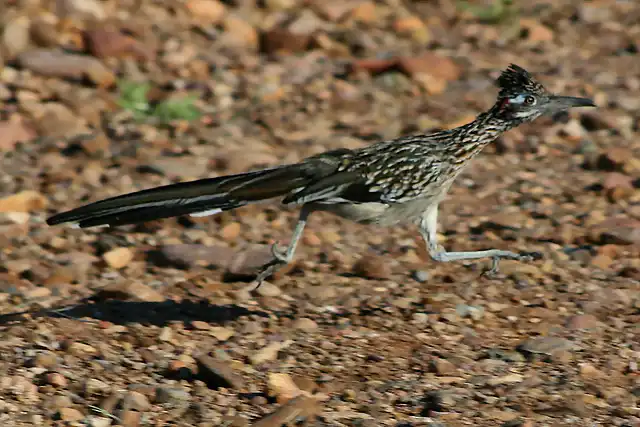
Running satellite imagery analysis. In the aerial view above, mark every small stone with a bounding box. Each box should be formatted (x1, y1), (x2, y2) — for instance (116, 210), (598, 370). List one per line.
(85, 378), (111, 395)
(190, 320), (211, 330)
(352, 255), (391, 279)
(517, 337), (573, 357)
(158, 244), (234, 269)
(103, 247), (134, 269)
(221, 222), (241, 241)
(565, 314), (598, 330)
(86, 415), (112, 427)
(18, 49), (115, 86)
(0, 191), (48, 213)
(210, 326), (234, 341)
(255, 281), (282, 297)
(186, 0), (226, 23)
(195, 354), (245, 389)
(456, 304), (485, 320)
(221, 15), (259, 50)
(226, 247), (279, 278)
(487, 373), (524, 386)
(58, 0), (106, 20)
(292, 318), (318, 332)
(154, 386), (191, 405)
(603, 172), (635, 201)
(45, 372), (67, 388)
(120, 410), (140, 427)
(58, 407), (84, 422)
(0, 116), (36, 152)
(520, 19), (554, 43)
(430, 358), (457, 376)
(249, 340), (292, 366)
(33, 352), (58, 368)
(412, 270), (430, 283)
(66, 341), (98, 356)
(123, 391), (150, 411)
(2, 17), (31, 59)
(267, 373), (302, 403)
(393, 16), (431, 43)
(579, 362), (604, 379)
(85, 25), (152, 61)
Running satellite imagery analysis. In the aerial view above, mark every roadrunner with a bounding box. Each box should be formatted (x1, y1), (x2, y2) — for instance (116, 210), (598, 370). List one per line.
(47, 64), (595, 285)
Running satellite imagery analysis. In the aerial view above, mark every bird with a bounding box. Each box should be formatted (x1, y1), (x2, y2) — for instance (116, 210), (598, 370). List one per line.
(46, 64), (595, 287)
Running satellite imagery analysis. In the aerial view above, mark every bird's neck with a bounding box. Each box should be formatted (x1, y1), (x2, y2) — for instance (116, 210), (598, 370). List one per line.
(446, 105), (522, 160)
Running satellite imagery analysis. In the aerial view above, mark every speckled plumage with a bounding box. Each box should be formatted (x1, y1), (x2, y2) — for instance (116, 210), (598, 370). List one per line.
(47, 64), (595, 285)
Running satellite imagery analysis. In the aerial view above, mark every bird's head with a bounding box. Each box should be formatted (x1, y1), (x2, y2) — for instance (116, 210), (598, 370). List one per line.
(494, 64), (595, 122)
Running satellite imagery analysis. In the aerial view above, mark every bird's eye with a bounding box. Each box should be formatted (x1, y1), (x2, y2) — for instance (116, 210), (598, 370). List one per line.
(524, 95), (536, 105)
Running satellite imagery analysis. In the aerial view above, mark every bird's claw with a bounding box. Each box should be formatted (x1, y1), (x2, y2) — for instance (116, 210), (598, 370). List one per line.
(483, 251), (543, 278)
(253, 242), (289, 291)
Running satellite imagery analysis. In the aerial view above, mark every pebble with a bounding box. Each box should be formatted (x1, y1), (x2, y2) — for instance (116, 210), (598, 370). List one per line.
(292, 317), (318, 332)
(154, 386), (191, 406)
(516, 337), (574, 357)
(249, 340), (292, 366)
(103, 247), (134, 269)
(195, 354), (245, 389)
(158, 244), (234, 269)
(45, 372), (67, 388)
(267, 373), (302, 403)
(17, 49), (115, 86)
(565, 314), (599, 330)
(430, 358), (457, 376)
(352, 255), (391, 279)
(0, 190), (48, 213)
(123, 391), (151, 411)
(210, 326), (235, 341)
(456, 304), (485, 320)
(57, 407), (84, 422)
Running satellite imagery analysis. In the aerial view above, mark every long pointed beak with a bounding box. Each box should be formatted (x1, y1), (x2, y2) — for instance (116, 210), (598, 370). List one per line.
(548, 95), (596, 110)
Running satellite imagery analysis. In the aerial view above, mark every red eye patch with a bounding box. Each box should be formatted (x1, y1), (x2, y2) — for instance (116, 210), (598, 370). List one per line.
(499, 98), (511, 110)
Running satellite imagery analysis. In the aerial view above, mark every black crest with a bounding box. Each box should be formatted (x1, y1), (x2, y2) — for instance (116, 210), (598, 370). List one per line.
(496, 64), (547, 98)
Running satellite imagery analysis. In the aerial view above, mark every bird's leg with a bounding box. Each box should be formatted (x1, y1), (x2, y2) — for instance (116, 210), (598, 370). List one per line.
(419, 205), (539, 275)
(254, 206), (311, 289)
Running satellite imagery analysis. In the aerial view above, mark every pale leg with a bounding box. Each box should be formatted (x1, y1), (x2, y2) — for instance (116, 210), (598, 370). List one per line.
(419, 205), (538, 274)
(254, 205), (311, 288)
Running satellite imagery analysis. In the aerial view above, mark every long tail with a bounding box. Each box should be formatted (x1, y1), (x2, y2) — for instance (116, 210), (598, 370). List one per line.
(46, 164), (314, 228)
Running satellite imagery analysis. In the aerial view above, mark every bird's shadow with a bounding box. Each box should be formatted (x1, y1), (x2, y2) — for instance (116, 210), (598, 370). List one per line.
(0, 297), (267, 328)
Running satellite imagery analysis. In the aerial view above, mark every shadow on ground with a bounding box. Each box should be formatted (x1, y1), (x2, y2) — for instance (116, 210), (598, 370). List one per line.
(0, 298), (267, 328)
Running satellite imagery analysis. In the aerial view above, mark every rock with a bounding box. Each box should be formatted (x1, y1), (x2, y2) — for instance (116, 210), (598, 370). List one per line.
(430, 358), (457, 376)
(249, 340), (292, 366)
(122, 391), (150, 411)
(186, 0), (226, 23)
(221, 222), (241, 241)
(519, 19), (554, 43)
(32, 352), (58, 369)
(57, 0), (106, 20)
(591, 254), (613, 270)
(0, 191), (47, 213)
(210, 326), (235, 341)
(65, 341), (98, 356)
(221, 15), (259, 50)
(516, 337), (574, 358)
(99, 281), (165, 302)
(17, 49), (115, 86)
(2, 16), (32, 59)
(590, 217), (640, 245)
(103, 247), (134, 269)
(226, 247), (277, 278)
(596, 147), (635, 172)
(487, 373), (524, 386)
(195, 354), (245, 389)
(352, 255), (391, 280)
(310, 0), (360, 22)
(33, 102), (89, 139)
(57, 407), (84, 422)
(579, 362), (604, 379)
(392, 16), (431, 43)
(292, 317), (318, 332)
(565, 314), (598, 330)
(267, 373), (302, 403)
(154, 386), (190, 406)
(157, 244), (234, 269)
(255, 281), (282, 297)
(602, 172), (634, 201)
(251, 395), (318, 427)
(85, 25), (153, 61)
(456, 304), (485, 320)
(85, 378), (111, 396)
(397, 53), (461, 85)
(86, 415), (112, 427)
(0, 116), (36, 152)
(45, 372), (67, 388)
(120, 410), (140, 427)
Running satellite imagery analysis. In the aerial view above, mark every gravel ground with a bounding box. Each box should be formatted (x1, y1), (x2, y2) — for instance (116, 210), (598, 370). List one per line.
(0, 0), (638, 426)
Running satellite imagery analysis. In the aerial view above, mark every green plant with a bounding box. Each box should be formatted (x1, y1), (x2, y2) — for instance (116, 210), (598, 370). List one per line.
(116, 80), (201, 124)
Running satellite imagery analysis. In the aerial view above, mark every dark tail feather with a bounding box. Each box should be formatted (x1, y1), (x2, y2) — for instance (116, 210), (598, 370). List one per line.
(46, 164), (312, 228)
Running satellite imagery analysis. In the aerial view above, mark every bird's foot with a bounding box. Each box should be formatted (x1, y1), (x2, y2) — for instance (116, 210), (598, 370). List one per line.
(253, 242), (290, 290)
(483, 251), (542, 278)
